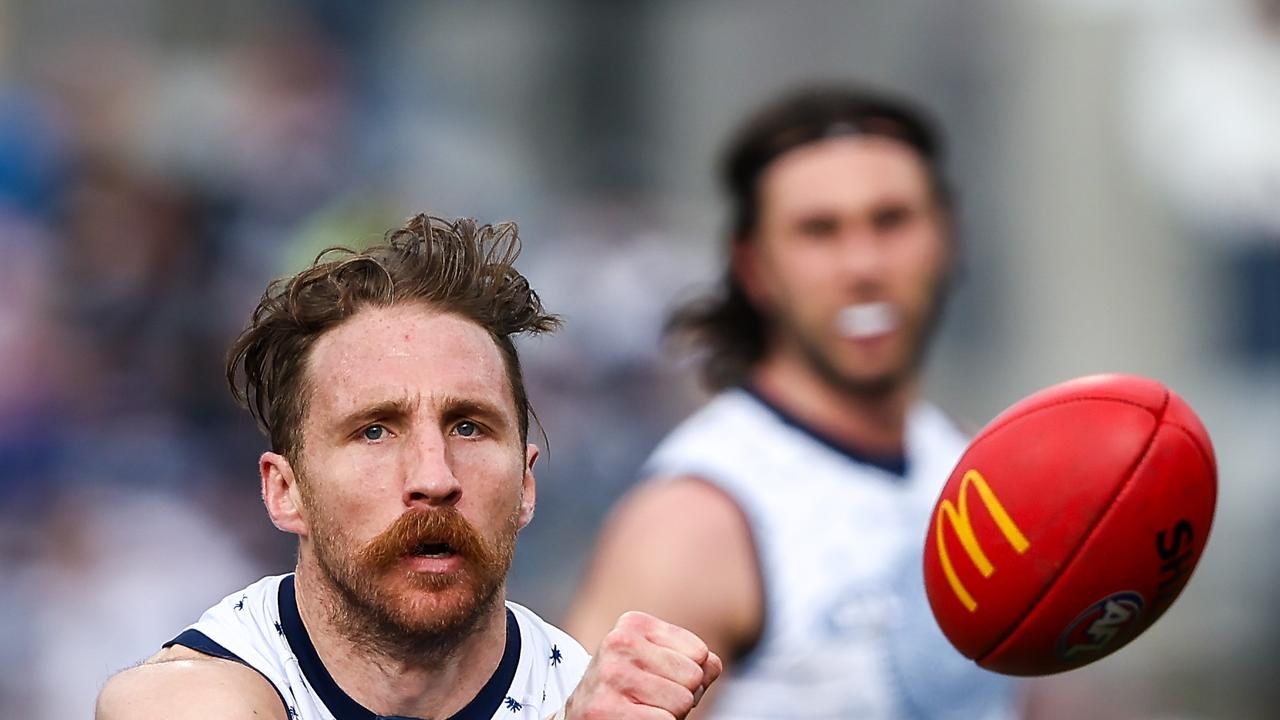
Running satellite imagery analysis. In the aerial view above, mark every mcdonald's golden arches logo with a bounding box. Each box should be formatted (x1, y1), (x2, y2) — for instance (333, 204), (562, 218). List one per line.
(935, 469), (1031, 612)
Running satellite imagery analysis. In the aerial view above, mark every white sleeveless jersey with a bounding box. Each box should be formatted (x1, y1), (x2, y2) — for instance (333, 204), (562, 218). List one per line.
(644, 388), (1017, 720)
(167, 574), (589, 720)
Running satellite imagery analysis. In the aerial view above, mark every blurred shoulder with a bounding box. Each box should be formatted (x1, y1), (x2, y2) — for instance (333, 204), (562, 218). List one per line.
(602, 475), (758, 611)
(96, 648), (285, 720)
(645, 389), (780, 473)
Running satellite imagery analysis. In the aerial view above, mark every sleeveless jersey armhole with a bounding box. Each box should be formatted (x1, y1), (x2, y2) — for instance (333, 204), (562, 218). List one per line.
(165, 629), (292, 714)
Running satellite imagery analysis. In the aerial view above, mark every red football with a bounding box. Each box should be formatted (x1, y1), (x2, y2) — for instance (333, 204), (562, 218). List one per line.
(923, 374), (1217, 676)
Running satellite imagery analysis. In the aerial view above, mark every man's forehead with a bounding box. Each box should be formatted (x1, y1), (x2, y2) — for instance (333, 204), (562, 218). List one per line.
(304, 305), (514, 417)
(762, 135), (931, 202)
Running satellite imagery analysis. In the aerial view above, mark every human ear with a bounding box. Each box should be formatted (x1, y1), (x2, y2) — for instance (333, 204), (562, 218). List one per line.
(732, 238), (770, 306)
(261, 452), (307, 536)
(518, 444), (538, 529)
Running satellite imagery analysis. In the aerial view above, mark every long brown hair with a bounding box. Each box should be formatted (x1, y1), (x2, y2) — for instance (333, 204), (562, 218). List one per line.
(227, 214), (559, 460)
(667, 84), (952, 391)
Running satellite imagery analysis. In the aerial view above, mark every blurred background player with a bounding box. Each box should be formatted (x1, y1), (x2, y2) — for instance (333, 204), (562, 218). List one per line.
(566, 86), (1019, 718)
(96, 216), (721, 720)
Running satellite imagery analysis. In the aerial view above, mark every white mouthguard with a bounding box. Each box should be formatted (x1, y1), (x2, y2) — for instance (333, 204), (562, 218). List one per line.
(836, 302), (899, 339)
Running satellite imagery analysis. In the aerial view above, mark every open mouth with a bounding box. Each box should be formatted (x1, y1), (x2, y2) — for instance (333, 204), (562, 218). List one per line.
(412, 542), (456, 559)
(836, 302), (899, 340)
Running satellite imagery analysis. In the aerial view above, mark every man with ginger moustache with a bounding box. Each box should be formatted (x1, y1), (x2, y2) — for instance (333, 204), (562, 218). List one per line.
(96, 215), (721, 720)
(566, 86), (1020, 718)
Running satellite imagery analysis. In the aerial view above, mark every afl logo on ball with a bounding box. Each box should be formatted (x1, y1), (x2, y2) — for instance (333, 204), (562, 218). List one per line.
(1056, 591), (1145, 661)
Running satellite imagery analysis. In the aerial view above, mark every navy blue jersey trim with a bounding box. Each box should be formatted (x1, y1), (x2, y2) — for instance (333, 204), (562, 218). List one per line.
(164, 629), (291, 713)
(165, 628), (243, 662)
(741, 385), (908, 477)
(450, 609), (521, 720)
(278, 574), (522, 720)
(278, 574), (367, 719)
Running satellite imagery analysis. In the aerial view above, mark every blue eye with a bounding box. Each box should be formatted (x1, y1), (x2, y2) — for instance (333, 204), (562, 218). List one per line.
(455, 421), (478, 438)
(362, 425), (387, 441)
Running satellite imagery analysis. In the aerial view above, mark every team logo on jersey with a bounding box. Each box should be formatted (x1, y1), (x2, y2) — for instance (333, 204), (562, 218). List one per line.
(1056, 591), (1145, 660)
(934, 469), (1030, 612)
(822, 583), (897, 638)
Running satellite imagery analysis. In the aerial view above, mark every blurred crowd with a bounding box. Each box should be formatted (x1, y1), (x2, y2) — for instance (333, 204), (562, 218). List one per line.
(0, 1), (1277, 718)
(0, 10), (361, 716)
(0, 4), (713, 715)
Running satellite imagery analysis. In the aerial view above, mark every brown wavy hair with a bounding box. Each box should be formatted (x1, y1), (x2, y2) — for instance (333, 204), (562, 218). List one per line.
(227, 214), (560, 461)
(667, 84), (952, 390)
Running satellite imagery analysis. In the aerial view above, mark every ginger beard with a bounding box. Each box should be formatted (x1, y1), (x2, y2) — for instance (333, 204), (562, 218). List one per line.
(300, 478), (522, 658)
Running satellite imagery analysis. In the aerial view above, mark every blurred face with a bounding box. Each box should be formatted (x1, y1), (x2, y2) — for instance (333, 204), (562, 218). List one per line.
(739, 135), (951, 397)
(289, 304), (535, 652)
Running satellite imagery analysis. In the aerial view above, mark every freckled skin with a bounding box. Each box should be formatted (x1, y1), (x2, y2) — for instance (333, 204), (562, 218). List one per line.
(294, 304), (536, 634)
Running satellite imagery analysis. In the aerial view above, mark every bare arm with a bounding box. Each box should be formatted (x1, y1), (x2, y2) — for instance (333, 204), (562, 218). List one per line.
(564, 477), (763, 717)
(96, 646), (287, 720)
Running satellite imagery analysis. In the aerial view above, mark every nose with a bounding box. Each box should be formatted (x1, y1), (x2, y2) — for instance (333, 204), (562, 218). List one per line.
(402, 431), (462, 508)
(837, 225), (887, 284)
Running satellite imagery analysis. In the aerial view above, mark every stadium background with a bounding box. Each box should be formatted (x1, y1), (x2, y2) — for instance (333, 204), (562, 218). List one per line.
(0, 0), (1276, 717)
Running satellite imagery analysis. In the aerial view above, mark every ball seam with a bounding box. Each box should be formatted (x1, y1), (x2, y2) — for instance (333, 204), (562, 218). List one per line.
(1161, 421), (1215, 474)
(975, 395), (1164, 447)
(974, 388), (1171, 670)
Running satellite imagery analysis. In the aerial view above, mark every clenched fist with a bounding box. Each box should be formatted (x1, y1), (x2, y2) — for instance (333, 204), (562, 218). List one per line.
(562, 611), (722, 719)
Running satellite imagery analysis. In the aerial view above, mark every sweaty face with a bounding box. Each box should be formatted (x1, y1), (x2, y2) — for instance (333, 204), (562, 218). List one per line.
(293, 305), (534, 653)
(742, 135), (951, 398)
